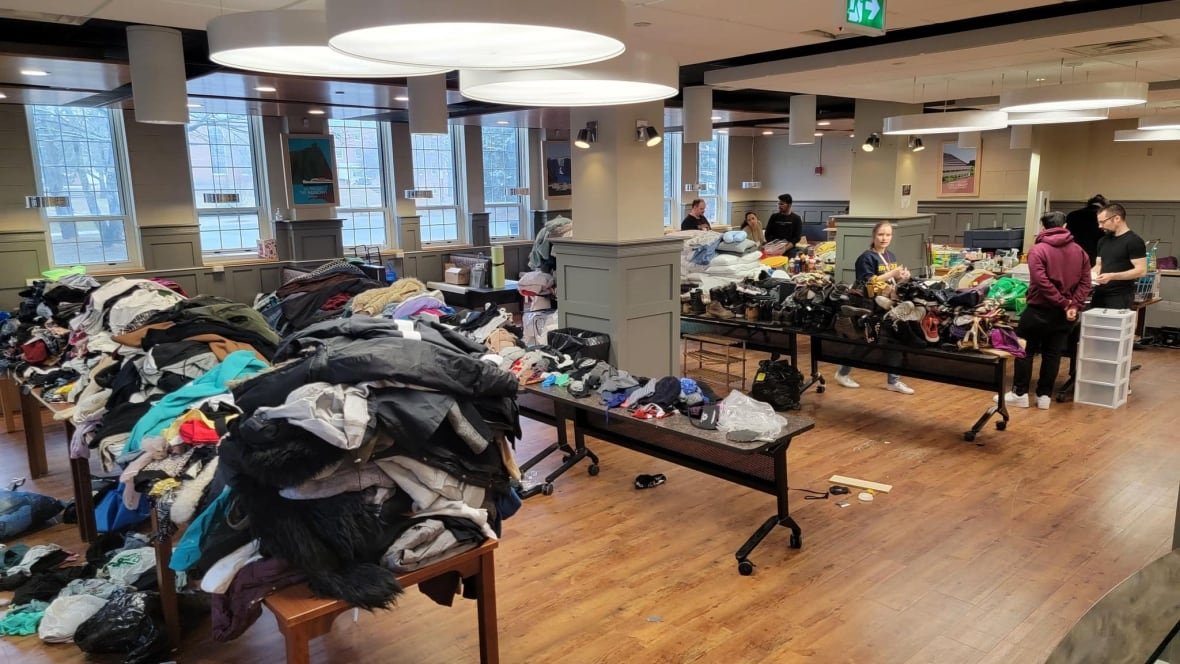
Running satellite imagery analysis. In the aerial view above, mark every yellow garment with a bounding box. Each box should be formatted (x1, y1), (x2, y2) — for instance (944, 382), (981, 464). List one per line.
(350, 278), (427, 316)
(760, 255), (789, 269)
(813, 241), (836, 255)
(149, 478), (182, 498)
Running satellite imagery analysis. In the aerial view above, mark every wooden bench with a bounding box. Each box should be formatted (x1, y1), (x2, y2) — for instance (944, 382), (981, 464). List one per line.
(263, 539), (500, 664)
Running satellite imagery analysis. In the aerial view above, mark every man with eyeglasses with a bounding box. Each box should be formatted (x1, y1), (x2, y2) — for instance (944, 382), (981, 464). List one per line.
(1090, 203), (1147, 310)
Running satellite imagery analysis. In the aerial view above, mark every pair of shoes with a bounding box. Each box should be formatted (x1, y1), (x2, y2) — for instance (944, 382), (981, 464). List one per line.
(993, 391), (1028, 408)
(706, 301), (735, 320)
(886, 380), (915, 395)
(833, 373), (860, 389)
(1036, 395), (1051, 410)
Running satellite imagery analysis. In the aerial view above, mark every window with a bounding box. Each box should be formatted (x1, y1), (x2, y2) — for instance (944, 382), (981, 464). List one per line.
(186, 113), (266, 254)
(27, 106), (136, 267)
(329, 118), (391, 248)
(411, 127), (464, 244)
(481, 126), (528, 239)
(662, 131), (682, 227)
(698, 131), (729, 223)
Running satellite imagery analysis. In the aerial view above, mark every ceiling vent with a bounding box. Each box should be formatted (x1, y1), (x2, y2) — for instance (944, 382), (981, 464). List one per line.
(0, 9), (89, 25)
(1064, 36), (1177, 57)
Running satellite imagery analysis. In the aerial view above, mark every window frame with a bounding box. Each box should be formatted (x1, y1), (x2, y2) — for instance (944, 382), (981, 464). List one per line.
(185, 112), (270, 258)
(328, 118), (394, 250)
(25, 106), (142, 270)
(411, 125), (467, 246)
(663, 131), (683, 227)
(697, 130), (729, 225)
(481, 126), (529, 241)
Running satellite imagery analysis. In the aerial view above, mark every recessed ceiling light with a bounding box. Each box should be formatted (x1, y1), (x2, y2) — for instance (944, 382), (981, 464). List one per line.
(255, 85), (277, 92)
(711, 115), (722, 121)
(1035, 77), (1046, 82)
(394, 95), (409, 101)
(761, 130), (774, 135)
(814, 132), (823, 137)
(328, 0), (626, 70)
(186, 103), (202, 108)
(718, 129), (728, 134)
(308, 109), (325, 115)
(849, 134), (855, 138)
(0, 93), (8, 99)
(495, 120), (510, 125)
(817, 120), (831, 126)
(21, 69), (49, 76)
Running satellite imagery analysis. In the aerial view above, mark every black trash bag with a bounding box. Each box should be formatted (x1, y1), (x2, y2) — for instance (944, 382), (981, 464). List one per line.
(547, 327), (611, 362)
(74, 590), (170, 664)
(750, 359), (804, 411)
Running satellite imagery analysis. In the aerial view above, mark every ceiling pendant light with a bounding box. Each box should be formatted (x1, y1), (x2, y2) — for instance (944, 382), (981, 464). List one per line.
(882, 110), (1008, 135)
(208, 10), (448, 78)
(459, 51), (677, 107)
(999, 81), (1147, 113)
(1113, 128), (1180, 142)
(327, 0), (625, 71)
(1138, 112), (1180, 130)
(1007, 109), (1109, 125)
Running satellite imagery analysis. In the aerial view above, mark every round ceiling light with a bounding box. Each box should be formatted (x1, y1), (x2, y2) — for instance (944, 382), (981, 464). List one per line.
(459, 51), (677, 106)
(1138, 112), (1180, 130)
(208, 10), (448, 77)
(882, 111), (1009, 135)
(1113, 128), (1180, 142)
(999, 81), (1148, 113)
(327, 0), (625, 70)
(1007, 108), (1109, 125)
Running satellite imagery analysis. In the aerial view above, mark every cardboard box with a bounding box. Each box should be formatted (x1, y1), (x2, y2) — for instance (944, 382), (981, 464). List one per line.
(444, 266), (470, 285)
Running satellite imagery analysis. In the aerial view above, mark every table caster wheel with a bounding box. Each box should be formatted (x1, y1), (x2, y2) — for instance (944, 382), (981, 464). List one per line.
(995, 421), (1007, 431)
(963, 431), (976, 442)
(541, 483), (554, 496)
(737, 559), (754, 576)
(790, 533), (802, 549)
(1056, 393), (1068, 403)
(816, 385), (826, 394)
(562, 455), (571, 463)
(588, 464), (600, 476)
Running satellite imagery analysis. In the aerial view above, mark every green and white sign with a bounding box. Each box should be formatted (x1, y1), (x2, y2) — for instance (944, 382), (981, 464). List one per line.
(841, 0), (886, 36)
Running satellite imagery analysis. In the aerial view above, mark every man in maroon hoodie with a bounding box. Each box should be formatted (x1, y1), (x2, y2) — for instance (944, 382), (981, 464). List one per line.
(1002, 211), (1092, 410)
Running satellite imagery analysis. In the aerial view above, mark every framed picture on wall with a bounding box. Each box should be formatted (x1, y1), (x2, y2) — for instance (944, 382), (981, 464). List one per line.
(283, 134), (339, 207)
(938, 141), (981, 197)
(543, 140), (572, 198)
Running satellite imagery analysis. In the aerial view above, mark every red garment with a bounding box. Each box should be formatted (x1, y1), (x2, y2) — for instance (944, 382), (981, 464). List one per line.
(179, 419), (221, 445)
(320, 293), (352, 311)
(1027, 227), (1092, 312)
(21, 339), (48, 364)
(149, 277), (189, 297)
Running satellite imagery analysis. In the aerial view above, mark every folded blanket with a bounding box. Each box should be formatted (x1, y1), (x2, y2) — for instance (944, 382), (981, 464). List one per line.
(717, 239), (758, 255)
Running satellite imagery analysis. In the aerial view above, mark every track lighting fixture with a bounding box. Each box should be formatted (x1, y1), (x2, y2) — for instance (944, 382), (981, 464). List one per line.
(908, 136), (925, 152)
(861, 133), (881, 152)
(575, 121), (598, 149)
(636, 121), (661, 146)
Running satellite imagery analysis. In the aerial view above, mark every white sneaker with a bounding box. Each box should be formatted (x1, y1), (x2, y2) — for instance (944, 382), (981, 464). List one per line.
(1036, 395), (1051, 410)
(993, 391), (1029, 408)
(886, 380), (915, 395)
(834, 373), (860, 389)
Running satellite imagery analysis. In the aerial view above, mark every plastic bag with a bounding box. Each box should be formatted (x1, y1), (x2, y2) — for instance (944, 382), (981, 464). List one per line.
(73, 590), (169, 664)
(717, 390), (788, 440)
(987, 276), (1028, 312)
(39, 594), (108, 643)
(750, 359), (805, 411)
(547, 328), (611, 362)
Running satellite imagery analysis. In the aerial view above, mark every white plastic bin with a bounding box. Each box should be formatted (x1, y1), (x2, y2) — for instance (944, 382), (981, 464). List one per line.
(1077, 359), (1131, 385)
(1074, 379), (1129, 409)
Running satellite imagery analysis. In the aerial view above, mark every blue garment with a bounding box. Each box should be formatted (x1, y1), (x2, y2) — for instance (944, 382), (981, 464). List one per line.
(94, 487), (151, 533)
(722, 230), (748, 244)
(690, 237), (722, 265)
(0, 490), (64, 540)
(126, 351), (268, 454)
(170, 487), (230, 572)
(679, 378), (700, 395)
(852, 249), (897, 286)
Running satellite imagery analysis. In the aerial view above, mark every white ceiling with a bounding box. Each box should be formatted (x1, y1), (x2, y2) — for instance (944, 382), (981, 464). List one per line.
(0, 0), (1067, 66)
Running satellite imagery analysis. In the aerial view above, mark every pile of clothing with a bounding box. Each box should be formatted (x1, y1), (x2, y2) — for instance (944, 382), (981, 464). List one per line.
(347, 277), (454, 322)
(192, 317), (522, 640)
(674, 229), (789, 296)
(528, 216), (572, 273)
(253, 260), (384, 334)
(518, 271), (557, 345)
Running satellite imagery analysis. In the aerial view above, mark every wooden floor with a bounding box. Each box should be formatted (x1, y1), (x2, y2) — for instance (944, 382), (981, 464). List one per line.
(1, 338), (1177, 664)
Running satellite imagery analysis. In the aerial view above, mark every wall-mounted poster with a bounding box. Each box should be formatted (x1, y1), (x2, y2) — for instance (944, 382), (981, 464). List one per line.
(544, 140), (572, 198)
(938, 141), (981, 197)
(284, 134), (339, 206)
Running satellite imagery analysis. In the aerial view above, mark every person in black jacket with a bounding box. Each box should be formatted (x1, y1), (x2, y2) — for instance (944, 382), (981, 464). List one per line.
(765, 193), (803, 257)
(1065, 194), (1106, 266)
(680, 199), (711, 231)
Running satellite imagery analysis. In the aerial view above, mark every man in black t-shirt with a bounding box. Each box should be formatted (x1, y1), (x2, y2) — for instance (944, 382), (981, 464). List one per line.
(765, 193), (803, 257)
(1090, 202), (1147, 310)
(680, 199), (711, 231)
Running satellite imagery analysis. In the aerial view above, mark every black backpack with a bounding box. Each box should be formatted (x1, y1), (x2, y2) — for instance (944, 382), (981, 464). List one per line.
(750, 359), (805, 411)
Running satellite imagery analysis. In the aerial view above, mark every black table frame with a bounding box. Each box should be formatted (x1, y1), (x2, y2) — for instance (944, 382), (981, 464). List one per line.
(680, 315), (825, 400)
(519, 388), (814, 575)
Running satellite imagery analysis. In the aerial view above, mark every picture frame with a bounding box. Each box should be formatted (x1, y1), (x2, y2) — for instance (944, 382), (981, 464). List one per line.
(282, 134), (339, 207)
(543, 140), (572, 198)
(938, 141), (981, 197)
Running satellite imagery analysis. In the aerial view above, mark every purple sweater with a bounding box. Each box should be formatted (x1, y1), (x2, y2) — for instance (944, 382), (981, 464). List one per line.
(1026, 227), (1092, 311)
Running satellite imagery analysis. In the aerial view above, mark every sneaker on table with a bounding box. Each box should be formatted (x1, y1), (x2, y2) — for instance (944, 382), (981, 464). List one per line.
(886, 380), (915, 395)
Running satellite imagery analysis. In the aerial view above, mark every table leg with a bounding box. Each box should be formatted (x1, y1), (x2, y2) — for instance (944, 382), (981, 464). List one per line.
(18, 390), (47, 478)
(1, 378), (19, 434)
(476, 548), (499, 664)
(152, 513), (181, 649)
(734, 442), (801, 575)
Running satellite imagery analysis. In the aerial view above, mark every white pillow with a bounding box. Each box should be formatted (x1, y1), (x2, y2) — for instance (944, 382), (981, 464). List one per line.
(709, 254), (739, 267)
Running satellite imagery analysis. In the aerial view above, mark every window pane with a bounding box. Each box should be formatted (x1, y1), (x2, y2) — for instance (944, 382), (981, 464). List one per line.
(30, 106), (125, 219)
(663, 132), (682, 226)
(187, 113), (262, 231)
(47, 219), (128, 265)
(412, 130), (461, 243)
(328, 118), (390, 248)
(198, 212), (261, 252)
(697, 132), (726, 221)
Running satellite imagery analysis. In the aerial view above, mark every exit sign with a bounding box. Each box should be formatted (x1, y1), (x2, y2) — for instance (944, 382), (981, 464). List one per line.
(839, 0), (886, 36)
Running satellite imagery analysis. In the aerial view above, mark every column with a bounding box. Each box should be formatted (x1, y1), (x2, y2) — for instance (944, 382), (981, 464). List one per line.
(552, 102), (682, 377)
(849, 99), (922, 216)
(390, 122), (421, 251)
